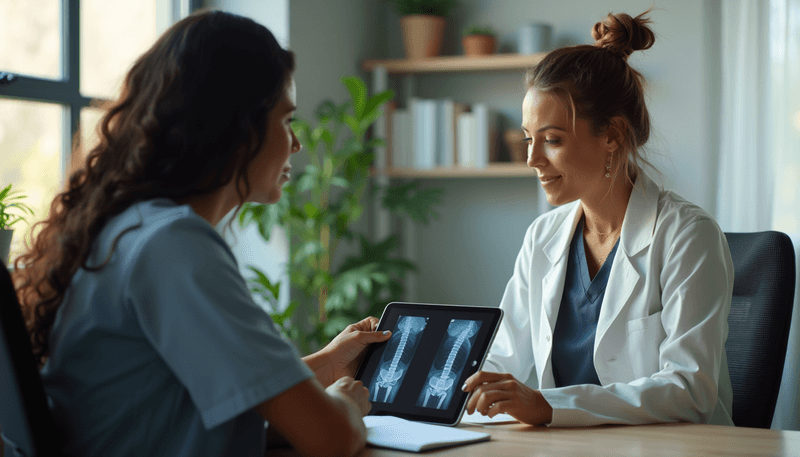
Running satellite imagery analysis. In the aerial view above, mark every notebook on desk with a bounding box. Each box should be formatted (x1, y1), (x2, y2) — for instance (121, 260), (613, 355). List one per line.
(355, 302), (503, 451)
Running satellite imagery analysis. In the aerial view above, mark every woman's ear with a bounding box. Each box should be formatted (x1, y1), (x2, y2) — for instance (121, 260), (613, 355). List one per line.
(606, 116), (627, 152)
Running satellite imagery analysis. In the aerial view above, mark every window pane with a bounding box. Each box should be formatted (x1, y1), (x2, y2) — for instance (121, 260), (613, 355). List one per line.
(0, 99), (63, 262)
(71, 107), (105, 175)
(80, 0), (159, 99)
(0, 0), (61, 79)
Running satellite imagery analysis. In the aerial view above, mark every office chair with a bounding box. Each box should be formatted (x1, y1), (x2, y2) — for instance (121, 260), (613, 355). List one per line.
(724, 231), (796, 429)
(0, 266), (63, 456)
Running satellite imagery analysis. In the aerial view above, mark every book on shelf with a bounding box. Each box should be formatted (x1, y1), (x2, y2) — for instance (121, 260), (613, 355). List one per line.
(390, 98), (495, 171)
(457, 111), (475, 167)
(391, 107), (409, 168)
(410, 98), (436, 170)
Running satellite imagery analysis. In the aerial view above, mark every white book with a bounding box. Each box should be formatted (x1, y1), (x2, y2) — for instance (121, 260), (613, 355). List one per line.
(452, 102), (469, 166)
(438, 99), (455, 168)
(410, 98), (436, 170)
(457, 112), (475, 167)
(421, 100), (437, 169)
(410, 97), (424, 170)
(472, 103), (490, 168)
(364, 416), (490, 452)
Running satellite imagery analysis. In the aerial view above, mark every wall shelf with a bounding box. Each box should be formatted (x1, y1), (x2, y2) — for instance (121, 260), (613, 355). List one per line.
(376, 163), (533, 178)
(362, 53), (546, 74)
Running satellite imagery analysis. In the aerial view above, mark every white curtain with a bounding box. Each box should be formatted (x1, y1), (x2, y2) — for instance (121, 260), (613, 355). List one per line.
(718, 0), (800, 430)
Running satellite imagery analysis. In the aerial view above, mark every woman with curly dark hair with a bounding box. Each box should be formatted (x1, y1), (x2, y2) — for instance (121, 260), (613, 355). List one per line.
(13, 9), (388, 457)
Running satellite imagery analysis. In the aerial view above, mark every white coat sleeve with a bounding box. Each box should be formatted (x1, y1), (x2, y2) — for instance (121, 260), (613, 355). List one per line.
(483, 223), (536, 382)
(540, 218), (734, 426)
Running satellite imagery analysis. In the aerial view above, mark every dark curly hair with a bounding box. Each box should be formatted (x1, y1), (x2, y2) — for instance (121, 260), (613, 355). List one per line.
(13, 9), (295, 367)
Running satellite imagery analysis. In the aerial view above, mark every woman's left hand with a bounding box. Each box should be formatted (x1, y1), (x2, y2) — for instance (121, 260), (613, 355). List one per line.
(321, 317), (392, 382)
(462, 371), (553, 426)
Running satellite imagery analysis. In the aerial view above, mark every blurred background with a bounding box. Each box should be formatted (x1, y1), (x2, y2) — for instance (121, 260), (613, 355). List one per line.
(1, 0), (798, 430)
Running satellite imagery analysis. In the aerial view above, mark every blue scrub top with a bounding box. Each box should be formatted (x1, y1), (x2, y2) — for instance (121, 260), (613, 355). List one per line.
(552, 216), (619, 388)
(40, 199), (314, 457)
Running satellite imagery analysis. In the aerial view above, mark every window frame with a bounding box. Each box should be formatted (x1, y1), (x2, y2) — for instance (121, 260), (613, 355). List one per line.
(0, 0), (194, 179)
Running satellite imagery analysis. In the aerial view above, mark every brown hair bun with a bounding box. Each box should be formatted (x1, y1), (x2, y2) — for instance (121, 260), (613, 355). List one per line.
(591, 10), (655, 59)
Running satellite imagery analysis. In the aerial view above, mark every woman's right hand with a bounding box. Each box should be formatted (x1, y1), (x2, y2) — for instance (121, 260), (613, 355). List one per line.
(462, 371), (553, 425)
(326, 376), (371, 416)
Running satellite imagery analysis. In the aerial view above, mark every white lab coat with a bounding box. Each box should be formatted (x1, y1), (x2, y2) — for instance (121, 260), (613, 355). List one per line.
(484, 173), (734, 427)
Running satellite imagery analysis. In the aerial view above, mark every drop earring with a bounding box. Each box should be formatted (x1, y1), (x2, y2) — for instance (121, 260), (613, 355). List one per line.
(605, 155), (612, 178)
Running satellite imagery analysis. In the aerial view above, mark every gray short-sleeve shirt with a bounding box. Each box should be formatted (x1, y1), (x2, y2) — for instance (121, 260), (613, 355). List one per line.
(41, 199), (314, 456)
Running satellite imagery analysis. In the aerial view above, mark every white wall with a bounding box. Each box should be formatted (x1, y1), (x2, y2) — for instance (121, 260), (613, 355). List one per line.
(211, 0), (290, 46)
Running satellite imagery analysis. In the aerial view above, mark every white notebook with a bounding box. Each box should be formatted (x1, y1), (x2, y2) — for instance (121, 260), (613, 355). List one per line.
(363, 416), (490, 452)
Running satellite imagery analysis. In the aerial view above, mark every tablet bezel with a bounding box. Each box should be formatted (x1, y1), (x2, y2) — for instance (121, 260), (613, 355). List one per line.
(354, 302), (503, 426)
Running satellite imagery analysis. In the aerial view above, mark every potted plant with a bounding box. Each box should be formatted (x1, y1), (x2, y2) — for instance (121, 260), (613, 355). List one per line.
(387, 0), (457, 59)
(463, 25), (496, 56)
(238, 76), (443, 353)
(0, 184), (35, 266)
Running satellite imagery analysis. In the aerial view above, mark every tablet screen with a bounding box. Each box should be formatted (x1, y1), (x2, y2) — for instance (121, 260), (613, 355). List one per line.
(354, 302), (503, 425)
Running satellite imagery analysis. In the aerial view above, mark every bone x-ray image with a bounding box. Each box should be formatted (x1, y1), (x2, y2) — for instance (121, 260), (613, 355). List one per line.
(370, 315), (428, 404)
(416, 319), (481, 410)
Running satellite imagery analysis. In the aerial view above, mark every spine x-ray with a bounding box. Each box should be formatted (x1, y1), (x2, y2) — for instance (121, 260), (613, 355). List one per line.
(417, 319), (481, 410)
(370, 315), (427, 404)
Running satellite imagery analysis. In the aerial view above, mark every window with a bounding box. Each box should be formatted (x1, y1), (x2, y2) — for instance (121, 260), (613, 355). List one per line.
(0, 0), (189, 261)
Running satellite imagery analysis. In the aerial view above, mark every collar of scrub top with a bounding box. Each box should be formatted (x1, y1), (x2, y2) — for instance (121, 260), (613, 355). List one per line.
(541, 171), (661, 265)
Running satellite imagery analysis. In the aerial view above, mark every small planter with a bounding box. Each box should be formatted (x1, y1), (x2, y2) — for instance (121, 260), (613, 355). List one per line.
(462, 34), (496, 56)
(0, 229), (13, 266)
(401, 15), (446, 59)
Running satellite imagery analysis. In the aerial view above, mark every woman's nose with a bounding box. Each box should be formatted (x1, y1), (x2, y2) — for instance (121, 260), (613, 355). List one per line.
(291, 131), (302, 153)
(527, 141), (545, 169)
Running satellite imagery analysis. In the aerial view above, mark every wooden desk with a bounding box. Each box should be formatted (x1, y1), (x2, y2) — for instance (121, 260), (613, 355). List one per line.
(271, 422), (800, 456)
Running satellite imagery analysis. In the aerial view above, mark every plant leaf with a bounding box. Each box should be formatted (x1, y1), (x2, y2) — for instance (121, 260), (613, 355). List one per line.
(314, 100), (337, 123)
(342, 76), (367, 119)
(362, 89), (394, 122)
(382, 181), (444, 224)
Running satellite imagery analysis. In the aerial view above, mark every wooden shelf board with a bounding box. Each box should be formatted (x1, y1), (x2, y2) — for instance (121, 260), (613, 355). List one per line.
(376, 163), (534, 178)
(362, 53), (546, 74)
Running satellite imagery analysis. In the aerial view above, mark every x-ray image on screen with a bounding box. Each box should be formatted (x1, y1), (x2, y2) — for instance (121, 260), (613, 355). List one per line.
(416, 319), (481, 410)
(370, 315), (428, 404)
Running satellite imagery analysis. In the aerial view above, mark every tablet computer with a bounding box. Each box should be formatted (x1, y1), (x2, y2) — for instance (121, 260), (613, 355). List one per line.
(354, 302), (503, 426)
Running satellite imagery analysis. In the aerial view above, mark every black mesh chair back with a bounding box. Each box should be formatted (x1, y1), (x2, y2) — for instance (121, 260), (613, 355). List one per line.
(724, 231), (796, 428)
(0, 266), (62, 456)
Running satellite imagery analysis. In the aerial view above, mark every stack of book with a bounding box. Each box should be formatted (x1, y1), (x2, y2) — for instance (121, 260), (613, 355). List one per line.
(389, 99), (495, 170)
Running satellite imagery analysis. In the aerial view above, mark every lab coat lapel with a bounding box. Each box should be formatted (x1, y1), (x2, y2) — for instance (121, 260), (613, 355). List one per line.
(595, 173), (660, 348)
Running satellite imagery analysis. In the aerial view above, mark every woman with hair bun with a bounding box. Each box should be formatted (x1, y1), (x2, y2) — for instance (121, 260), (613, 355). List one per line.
(13, 9), (390, 456)
(463, 11), (734, 427)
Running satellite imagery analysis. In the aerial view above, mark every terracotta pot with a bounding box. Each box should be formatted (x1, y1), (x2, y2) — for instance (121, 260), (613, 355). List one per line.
(462, 34), (496, 56)
(400, 15), (446, 59)
(503, 129), (527, 162)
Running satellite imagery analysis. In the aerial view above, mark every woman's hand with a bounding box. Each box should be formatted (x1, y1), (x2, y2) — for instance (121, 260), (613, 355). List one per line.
(326, 376), (372, 416)
(311, 317), (392, 385)
(462, 371), (553, 426)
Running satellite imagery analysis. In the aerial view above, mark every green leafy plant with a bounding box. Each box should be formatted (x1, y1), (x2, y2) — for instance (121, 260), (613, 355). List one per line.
(463, 25), (495, 37)
(239, 76), (443, 353)
(0, 184), (35, 230)
(387, 0), (458, 17)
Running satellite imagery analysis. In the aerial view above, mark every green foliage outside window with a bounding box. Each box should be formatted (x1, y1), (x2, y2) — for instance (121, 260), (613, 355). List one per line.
(239, 76), (443, 353)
